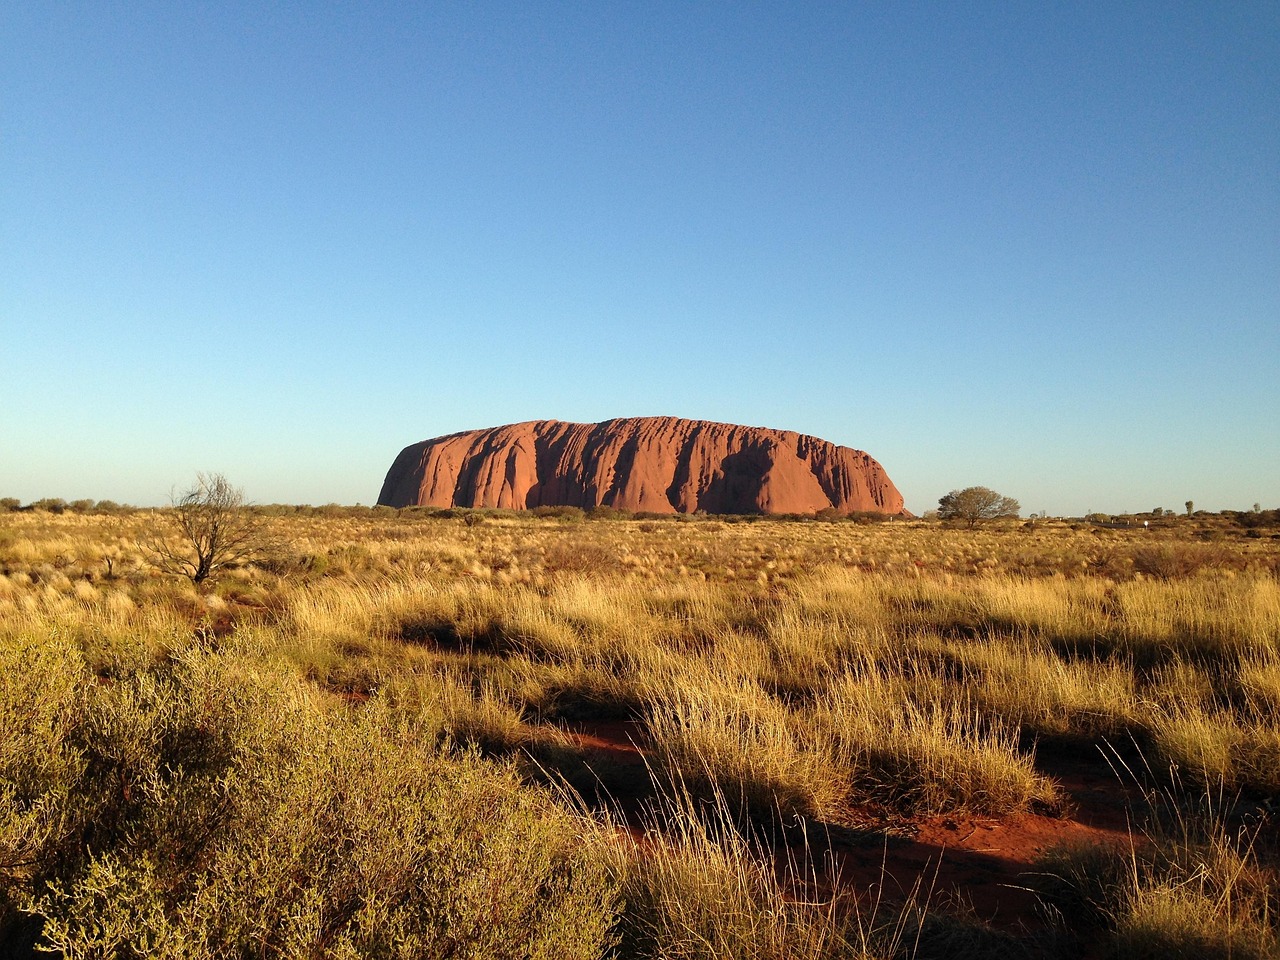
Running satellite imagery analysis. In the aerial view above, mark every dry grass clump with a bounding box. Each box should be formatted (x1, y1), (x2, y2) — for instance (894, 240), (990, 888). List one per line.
(1235, 652), (1280, 731)
(1146, 700), (1280, 795)
(1037, 781), (1279, 959)
(642, 649), (1058, 822)
(645, 680), (852, 821)
(960, 640), (1139, 740)
(1110, 575), (1280, 666)
(608, 783), (913, 960)
(817, 672), (1058, 816)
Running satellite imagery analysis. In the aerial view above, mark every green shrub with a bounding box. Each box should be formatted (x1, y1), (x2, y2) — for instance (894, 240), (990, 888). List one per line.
(531, 505), (587, 522)
(587, 506), (632, 521)
(2, 640), (620, 959)
(0, 635), (91, 928)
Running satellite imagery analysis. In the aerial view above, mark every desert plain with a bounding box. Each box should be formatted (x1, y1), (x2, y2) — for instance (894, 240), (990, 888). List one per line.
(2, 503), (1279, 958)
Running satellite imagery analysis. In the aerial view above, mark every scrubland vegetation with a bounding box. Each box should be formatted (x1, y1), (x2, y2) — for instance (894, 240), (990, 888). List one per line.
(2, 504), (1278, 958)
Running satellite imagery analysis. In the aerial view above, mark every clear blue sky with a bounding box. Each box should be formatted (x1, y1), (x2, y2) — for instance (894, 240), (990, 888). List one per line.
(3, 2), (1277, 515)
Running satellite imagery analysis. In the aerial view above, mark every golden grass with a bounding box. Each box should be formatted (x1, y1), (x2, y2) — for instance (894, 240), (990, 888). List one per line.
(1037, 775), (1279, 959)
(607, 781), (913, 960)
(1, 508), (1277, 955)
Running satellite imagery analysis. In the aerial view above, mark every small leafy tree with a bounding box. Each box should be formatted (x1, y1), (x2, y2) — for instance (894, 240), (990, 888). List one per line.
(937, 486), (1020, 528)
(1185, 500), (1194, 516)
(145, 473), (278, 584)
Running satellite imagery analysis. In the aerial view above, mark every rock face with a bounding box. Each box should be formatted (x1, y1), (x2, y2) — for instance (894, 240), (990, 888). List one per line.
(378, 417), (906, 516)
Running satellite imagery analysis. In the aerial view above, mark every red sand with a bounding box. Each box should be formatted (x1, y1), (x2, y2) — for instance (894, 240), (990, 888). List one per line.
(561, 719), (1139, 932)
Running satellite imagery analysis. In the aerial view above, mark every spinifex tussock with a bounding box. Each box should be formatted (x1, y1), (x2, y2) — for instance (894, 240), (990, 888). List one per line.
(1036, 758), (1279, 959)
(646, 679), (852, 822)
(816, 671), (1059, 816)
(602, 775), (917, 960)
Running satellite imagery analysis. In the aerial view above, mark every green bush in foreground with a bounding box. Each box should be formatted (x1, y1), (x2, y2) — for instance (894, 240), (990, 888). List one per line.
(0, 637), (619, 959)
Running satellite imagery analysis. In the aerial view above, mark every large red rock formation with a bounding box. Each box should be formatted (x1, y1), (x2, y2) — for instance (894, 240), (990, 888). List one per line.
(379, 417), (905, 516)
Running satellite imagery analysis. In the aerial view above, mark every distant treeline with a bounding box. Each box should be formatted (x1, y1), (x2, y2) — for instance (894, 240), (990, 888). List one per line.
(1, 497), (135, 514)
(3, 496), (1276, 527)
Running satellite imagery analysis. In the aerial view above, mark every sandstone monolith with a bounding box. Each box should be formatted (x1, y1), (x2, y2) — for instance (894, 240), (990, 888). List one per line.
(377, 417), (906, 515)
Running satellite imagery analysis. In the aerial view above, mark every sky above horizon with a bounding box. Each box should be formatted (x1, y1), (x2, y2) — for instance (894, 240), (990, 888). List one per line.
(3, 2), (1277, 516)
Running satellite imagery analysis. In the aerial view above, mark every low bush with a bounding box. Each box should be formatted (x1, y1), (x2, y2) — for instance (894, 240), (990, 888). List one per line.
(1, 638), (620, 959)
(531, 505), (587, 522)
(1132, 543), (1235, 580)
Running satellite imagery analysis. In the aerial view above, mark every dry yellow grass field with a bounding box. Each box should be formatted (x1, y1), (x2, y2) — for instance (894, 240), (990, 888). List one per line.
(2, 506), (1278, 958)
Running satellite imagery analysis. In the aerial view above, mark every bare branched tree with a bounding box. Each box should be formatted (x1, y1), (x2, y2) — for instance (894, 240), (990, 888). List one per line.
(145, 473), (278, 584)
